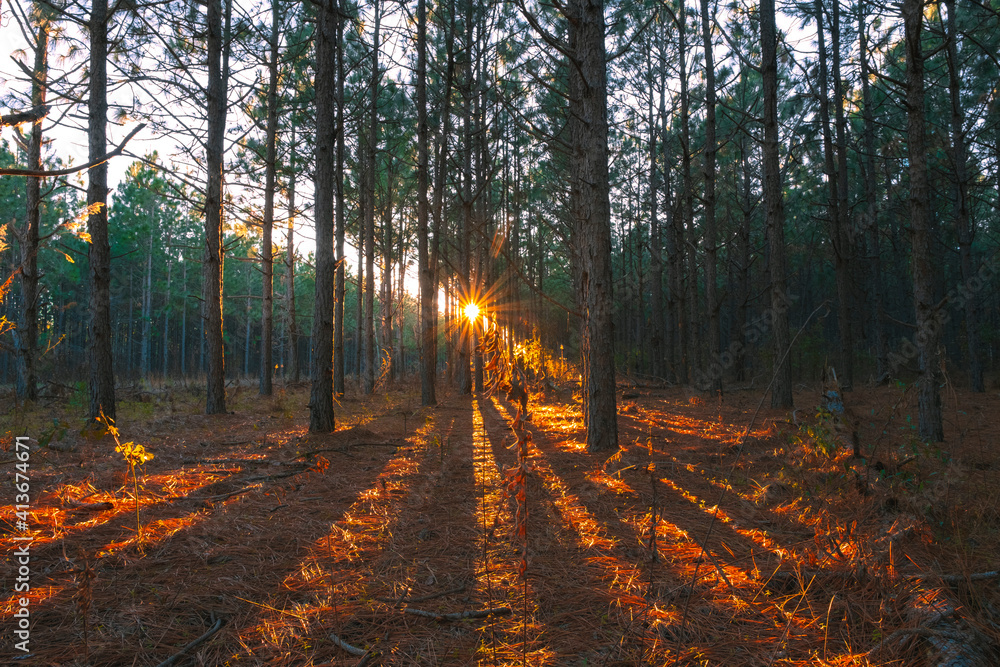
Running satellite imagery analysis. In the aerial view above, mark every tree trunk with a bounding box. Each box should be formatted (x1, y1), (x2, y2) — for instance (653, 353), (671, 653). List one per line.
(678, 2), (700, 380)
(903, 0), (943, 440)
(814, 0), (853, 390)
(334, 4), (346, 397)
(831, 0), (855, 389)
(417, 0), (436, 402)
(181, 260), (188, 378)
(86, 0), (118, 421)
(431, 0), (457, 391)
(458, 0), (473, 395)
(17, 12), (49, 403)
(308, 0), (338, 432)
(700, 0), (720, 393)
(396, 230), (405, 380)
(567, 0), (618, 452)
(286, 141), (299, 383)
(858, 0), (887, 379)
(646, 49), (667, 378)
(204, 0), (228, 414)
(362, 0), (381, 396)
(162, 235), (172, 378)
(259, 0), (279, 396)
(761, 0), (793, 408)
(141, 227), (153, 378)
(944, 0), (982, 392)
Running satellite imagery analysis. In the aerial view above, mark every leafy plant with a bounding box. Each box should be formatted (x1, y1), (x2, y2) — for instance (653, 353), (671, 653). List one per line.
(95, 410), (153, 543)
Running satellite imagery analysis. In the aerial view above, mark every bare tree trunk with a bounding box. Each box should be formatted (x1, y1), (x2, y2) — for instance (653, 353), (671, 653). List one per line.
(309, 0), (338, 432)
(458, 0), (473, 395)
(334, 4), (346, 397)
(417, 0), (435, 404)
(259, 0), (279, 396)
(678, 2), (700, 380)
(944, 0), (982, 392)
(16, 12), (49, 403)
(286, 141), (299, 383)
(355, 218), (363, 379)
(700, 0), (720, 393)
(396, 230), (405, 380)
(162, 234), (172, 378)
(141, 227), (153, 378)
(362, 0), (381, 396)
(831, 0), (855, 389)
(430, 0), (457, 391)
(903, 0), (943, 440)
(87, 0), (116, 420)
(734, 132), (753, 382)
(380, 184), (393, 379)
(859, 0), (887, 379)
(814, 0), (852, 389)
(204, 0), (229, 414)
(181, 260), (188, 377)
(761, 0), (793, 408)
(567, 0), (617, 452)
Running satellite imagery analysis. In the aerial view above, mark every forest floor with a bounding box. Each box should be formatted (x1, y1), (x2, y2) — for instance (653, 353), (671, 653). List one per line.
(2, 377), (1000, 666)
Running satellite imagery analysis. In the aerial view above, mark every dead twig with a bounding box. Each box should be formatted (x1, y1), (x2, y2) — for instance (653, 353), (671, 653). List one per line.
(330, 633), (368, 656)
(400, 606), (513, 621)
(154, 617), (224, 667)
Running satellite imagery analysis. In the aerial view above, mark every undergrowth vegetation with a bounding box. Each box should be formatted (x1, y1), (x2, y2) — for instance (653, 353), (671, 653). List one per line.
(1, 378), (998, 665)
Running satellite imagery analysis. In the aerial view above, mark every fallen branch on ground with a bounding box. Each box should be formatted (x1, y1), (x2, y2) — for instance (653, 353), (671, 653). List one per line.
(155, 617), (224, 667)
(183, 484), (264, 503)
(182, 458), (300, 466)
(400, 606), (512, 621)
(330, 633), (368, 656)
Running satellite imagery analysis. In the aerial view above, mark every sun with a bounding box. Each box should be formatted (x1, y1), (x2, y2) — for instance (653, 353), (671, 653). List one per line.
(464, 302), (481, 322)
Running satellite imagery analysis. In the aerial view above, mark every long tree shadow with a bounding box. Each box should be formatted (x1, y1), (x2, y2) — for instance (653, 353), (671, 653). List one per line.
(482, 394), (873, 665)
(0, 426), (406, 666)
(476, 395), (655, 664)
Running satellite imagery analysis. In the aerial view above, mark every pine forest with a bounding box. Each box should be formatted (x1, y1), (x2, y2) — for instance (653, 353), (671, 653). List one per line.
(1, 0), (1000, 663)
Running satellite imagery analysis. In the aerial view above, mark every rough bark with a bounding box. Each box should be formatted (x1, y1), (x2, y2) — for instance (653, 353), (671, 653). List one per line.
(647, 47), (664, 381)
(141, 227), (153, 377)
(286, 140), (299, 383)
(17, 13), (49, 403)
(260, 0), (279, 396)
(700, 0), (720, 393)
(858, 0), (887, 379)
(814, 0), (853, 390)
(458, 0), (473, 395)
(362, 0), (381, 396)
(761, 0), (793, 408)
(567, 0), (618, 452)
(204, 0), (228, 414)
(678, 2), (699, 379)
(309, 0), (338, 432)
(334, 3), (346, 397)
(902, 0), (943, 440)
(416, 0), (436, 405)
(831, 0), (855, 389)
(87, 0), (117, 421)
